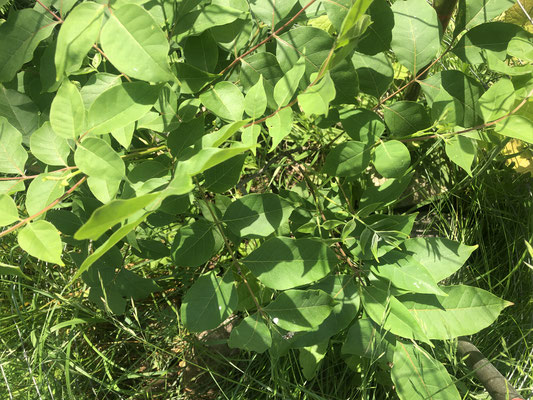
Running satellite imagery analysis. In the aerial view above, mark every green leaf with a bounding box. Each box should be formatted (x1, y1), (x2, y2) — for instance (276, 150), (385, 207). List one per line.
(200, 82), (244, 121)
(0, 85), (39, 138)
(0, 117), (27, 175)
(373, 140), (411, 178)
(244, 76), (267, 119)
(0, 9), (56, 82)
(274, 56), (306, 107)
(87, 176), (121, 204)
(0, 181), (25, 196)
(422, 70), (485, 128)
(399, 285), (512, 340)
(266, 108), (293, 149)
(265, 289), (334, 332)
(361, 285), (430, 343)
(168, 116), (205, 157)
(299, 342), (328, 380)
(293, 275), (360, 347)
(100, 4), (174, 82)
(228, 313), (272, 353)
(347, 214), (417, 261)
(390, 0), (440, 74)
(29, 122), (70, 166)
(25, 173), (65, 216)
(453, 22), (521, 65)
(111, 123), (135, 149)
(359, 172), (413, 213)
(383, 101), (431, 137)
(114, 268), (160, 300)
(351, 51), (393, 98)
(17, 220), (64, 266)
(336, 0), (374, 47)
(180, 272), (238, 332)
(454, 0), (515, 34)
(370, 250), (447, 296)
(223, 193), (294, 238)
(329, 59), (359, 105)
(298, 72), (336, 116)
(182, 145), (251, 176)
(74, 192), (161, 240)
(340, 108), (385, 143)
(210, 14), (254, 53)
(494, 115), (533, 144)
(324, 0), (352, 33)
(242, 237), (337, 290)
(276, 27), (335, 83)
(392, 342), (461, 400)
(170, 219), (223, 267)
(0, 194), (19, 226)
(74, 137), (125, 181)
(445, 134), (477, 176)
(88, 82), (161, 135)
(342, 317), (396, 361)
(323, 141), (371, 178)
(174, 62), (219, 95)
(174, 3), (247, 40)
(356, 0), (394, 55)
(203, 154), (246, 193)
(50, 80), (86, 139)
(401, 237), (477, 282)
(478, 79), (516, 121)
(55, 1), (105, 78)
(0, 262), (30, 280)
(183, 32), (219, 73)
(249, 0), (298, 27)
(240, 52), (284, 109)
(79, 73), (121, 109)
(73, 215), (147, 282)
(508, 30), (533, 63)
(201, 119), (250, 148)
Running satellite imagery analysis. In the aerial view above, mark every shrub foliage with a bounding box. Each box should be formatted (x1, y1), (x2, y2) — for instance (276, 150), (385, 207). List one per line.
(0, 0), (531, 397)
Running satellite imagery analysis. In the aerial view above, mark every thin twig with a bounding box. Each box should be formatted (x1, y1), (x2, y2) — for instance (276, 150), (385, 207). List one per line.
(219, 0), (317, 75)
(0, 177), (86, 238)
(35, 0), (63, 22)
(400, 87), (533, 143)
(373, 43), (454, 110)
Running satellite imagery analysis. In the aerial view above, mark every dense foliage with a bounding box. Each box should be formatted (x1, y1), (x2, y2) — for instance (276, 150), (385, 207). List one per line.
(0, 0), (531, 397)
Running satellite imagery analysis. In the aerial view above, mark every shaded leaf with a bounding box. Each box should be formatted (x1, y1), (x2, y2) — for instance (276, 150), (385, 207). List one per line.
(74, 192), (161, 240)
(323, 141), (371, 178)
(392, 342), (461, 400)
(223, 193), (293, 238)
(361, 285), (430, 343)
(264, 289), (334, 332)
(399, 285), (512, 339)
(88, 82), (161, 135)
(351, 51), (393, 98)
(242, 237), (337, 290)
(180, 272), (238, 332)
(373, 140), (411, 178)
(0, 9), (56, 82)
(228, 313), (272, 353)
(55, 1), (105, 77)
(170, 219), (223, 267)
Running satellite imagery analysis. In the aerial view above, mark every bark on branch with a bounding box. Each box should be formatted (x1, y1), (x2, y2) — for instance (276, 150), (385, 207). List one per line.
(457, 338), (524, 400)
